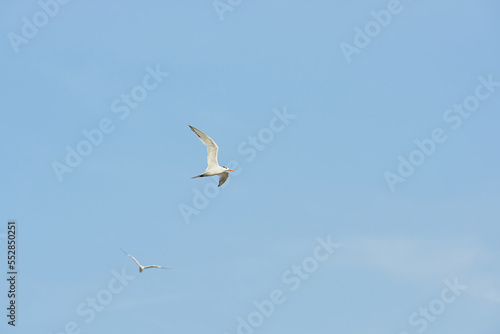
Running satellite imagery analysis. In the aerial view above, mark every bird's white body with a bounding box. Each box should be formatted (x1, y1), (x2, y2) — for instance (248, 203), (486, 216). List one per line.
(189, 125), (234, 187)
(122, 250), (170, 273)
(202, 165), (228, 176)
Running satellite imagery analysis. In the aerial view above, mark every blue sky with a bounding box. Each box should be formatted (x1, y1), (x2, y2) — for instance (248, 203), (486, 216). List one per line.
(1, 1), (500, 333)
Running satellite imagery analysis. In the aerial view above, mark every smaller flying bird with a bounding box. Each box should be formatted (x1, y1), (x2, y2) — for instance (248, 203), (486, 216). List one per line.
(121, 249), (171, 273)
(189, 125), (234, 187)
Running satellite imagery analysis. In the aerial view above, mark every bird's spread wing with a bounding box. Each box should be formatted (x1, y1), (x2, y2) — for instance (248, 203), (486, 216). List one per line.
(143, 265), (171, 270)
(218, 172), (229, 187)
(189, 125), (219, 168)
(122, 249), (142, 267)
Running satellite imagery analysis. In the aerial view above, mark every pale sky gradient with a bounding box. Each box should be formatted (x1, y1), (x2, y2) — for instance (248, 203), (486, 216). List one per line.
(1, 1), (500, 333)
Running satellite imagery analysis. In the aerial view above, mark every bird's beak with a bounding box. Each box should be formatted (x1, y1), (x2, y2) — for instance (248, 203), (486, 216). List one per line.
(228, 169), (235, 172)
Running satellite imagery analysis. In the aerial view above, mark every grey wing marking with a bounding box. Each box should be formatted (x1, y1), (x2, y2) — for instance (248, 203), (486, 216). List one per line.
(218, 172), (229, 187)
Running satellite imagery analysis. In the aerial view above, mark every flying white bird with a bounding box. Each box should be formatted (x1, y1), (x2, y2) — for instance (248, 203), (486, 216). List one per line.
(122, 249), (171, 273)
(189, 125), (234, 187)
